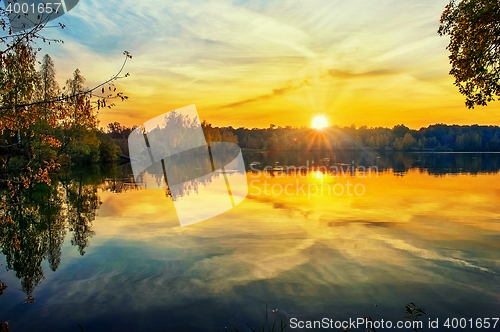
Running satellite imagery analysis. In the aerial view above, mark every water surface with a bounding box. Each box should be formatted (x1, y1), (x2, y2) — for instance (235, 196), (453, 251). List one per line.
(0, 152), (499, 331)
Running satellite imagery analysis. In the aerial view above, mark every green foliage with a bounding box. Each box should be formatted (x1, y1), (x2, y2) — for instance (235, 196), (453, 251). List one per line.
(0, 47), (131, 184)
(0, 11), (131, 189)
(98, 135), (121, 164)
(439, 0), (500, 108)
(104, 122), (135, 157)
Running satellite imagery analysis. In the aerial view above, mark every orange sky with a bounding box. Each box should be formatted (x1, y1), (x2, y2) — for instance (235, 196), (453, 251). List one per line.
(46, 0), (500, 129)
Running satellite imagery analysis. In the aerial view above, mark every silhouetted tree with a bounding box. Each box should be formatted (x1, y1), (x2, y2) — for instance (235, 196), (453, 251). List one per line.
(439, 0), (500, 108)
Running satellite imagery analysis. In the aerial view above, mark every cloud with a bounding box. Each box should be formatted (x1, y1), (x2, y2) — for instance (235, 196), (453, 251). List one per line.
(219, 78), (312, 109)
(35, 0), (500, 129)
(375, 236), (493, 274)
(218, 67), (396, 110)
(327, 69), (395, 79)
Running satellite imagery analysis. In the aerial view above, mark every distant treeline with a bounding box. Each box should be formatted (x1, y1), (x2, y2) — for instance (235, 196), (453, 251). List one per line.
(103, 120), (238, 159)
(104, 123), (500, 157)
(218, 124), (500, 152)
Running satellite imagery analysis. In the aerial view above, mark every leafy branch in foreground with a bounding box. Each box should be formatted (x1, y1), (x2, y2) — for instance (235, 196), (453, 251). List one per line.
(0, 1), (65, 57)
(438, 0), (500, 108)
(0, 2), (132, 189)
(0, 50), (132, 112)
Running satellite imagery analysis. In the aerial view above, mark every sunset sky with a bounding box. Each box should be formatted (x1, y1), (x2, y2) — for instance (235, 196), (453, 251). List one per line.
(40, 0), (500, 129)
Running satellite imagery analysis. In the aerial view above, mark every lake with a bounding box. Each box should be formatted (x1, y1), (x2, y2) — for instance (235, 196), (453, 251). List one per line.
(0, 152), (499, 331)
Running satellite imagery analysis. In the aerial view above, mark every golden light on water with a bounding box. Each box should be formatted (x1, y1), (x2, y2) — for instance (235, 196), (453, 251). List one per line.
(314, 170), (325, 179)
(311, 115), (328, 130)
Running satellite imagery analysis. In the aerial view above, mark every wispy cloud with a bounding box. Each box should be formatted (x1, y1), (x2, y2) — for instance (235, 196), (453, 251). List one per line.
(220, 78), (312, 109)
(34, 0), (500, 128)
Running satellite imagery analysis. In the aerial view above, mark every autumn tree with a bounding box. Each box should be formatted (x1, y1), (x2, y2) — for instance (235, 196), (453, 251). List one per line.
(38, 54), (61, 125)
(221, 130), (238, 144)
(0, 42), (40, 135)
(64, 68), (96, 128)
(202, 120), (222, 144)
(439, 0), (500, 108)
(0, 4), (132, 187)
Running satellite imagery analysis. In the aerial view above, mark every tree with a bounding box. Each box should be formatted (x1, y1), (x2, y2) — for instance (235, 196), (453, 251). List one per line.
(0, 5), (132, 188)
(1, 2), (131, 112)
(38, 54), (60, 124)
(402, 133), (416, 150)
(221, 130), (238, 144)
(106, 122), (134, 139)
(0, 42), (40, 134)
(64, 68), (96, 129)
(439, 0), (500, 108)
(202, 120), (222, 144)
(0, 42), (49, 171)
(264, 132), (279, 151)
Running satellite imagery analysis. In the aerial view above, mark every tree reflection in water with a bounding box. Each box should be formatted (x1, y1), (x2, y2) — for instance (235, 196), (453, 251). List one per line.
(0, 160), (226, 303)
(0, 165), (135, 302)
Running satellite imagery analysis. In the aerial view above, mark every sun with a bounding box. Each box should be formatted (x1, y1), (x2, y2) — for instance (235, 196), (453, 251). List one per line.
(311, 115), (329, 130)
